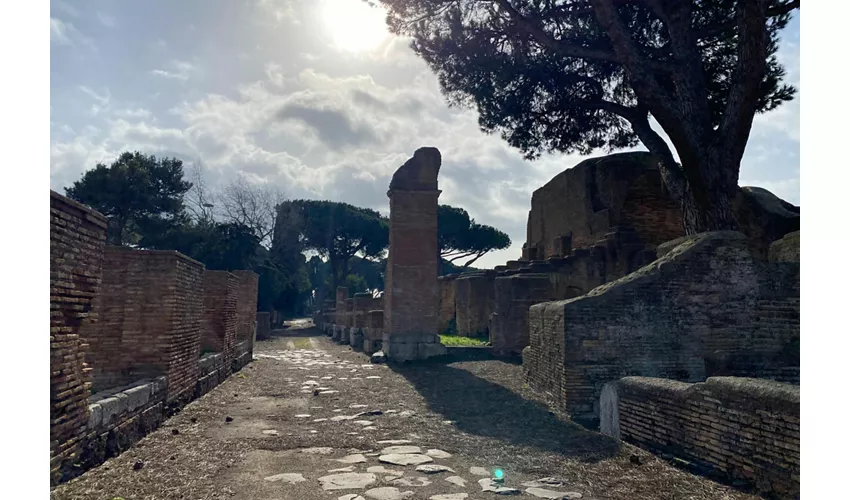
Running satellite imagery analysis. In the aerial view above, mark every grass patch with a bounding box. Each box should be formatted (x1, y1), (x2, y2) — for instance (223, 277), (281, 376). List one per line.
(291, 338), (313, 349)
(440, 334), (489, 347)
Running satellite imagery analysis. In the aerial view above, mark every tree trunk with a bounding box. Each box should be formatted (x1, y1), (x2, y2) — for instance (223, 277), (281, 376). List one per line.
(657, 147), (741, 235)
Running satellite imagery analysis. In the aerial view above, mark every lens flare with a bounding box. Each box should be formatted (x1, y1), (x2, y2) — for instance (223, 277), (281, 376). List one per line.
(493, 468), (505, 481)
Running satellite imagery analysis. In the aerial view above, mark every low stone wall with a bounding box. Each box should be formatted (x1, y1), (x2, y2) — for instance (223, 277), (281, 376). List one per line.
(80, 377), (168, 476)
(601, 377), (799, 498)
(524, 231), (799, 424)
(197, 353), (231, 397)
(232, 340), (253, 372)
(364, 310), (384, 354)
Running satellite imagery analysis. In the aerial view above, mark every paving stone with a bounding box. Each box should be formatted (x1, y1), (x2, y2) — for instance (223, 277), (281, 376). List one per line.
(444, 476), (467, 487)
(338, 495), (365, 500)
(363, 486), (414, 500)
(318, 472), (378, 491)
(295, 414), (312, 418)
(525, 488), (582, 499)
(332, 415), (358, 422)
(302, 447), (335, 454)
(263, 473), (306, 484)
(367, 376), (381, 379)
(321, 390), (340, 394)
(379, 454), (434, 466)
(262, 430), (279, 436)
(330, 466), (357, 473)
(377, 439), (411, 445)
(350, 404), (369, 409)
(425, 449), (452, 459)
(478, 478), (521, 495)
(430, 494), (468, 500)
(416, 464), (455, 474)
(314, 418), (329, 423)
(469, 467), (491, 476)
(522, 478), (567, 488)
(353, 420), (374, 426)
(390, 476), (432, 487)
(398, 410), (416, 417)
(367, 466), (404, 476)
(380, 446), (422, 455)
(337, 454), (368, 464)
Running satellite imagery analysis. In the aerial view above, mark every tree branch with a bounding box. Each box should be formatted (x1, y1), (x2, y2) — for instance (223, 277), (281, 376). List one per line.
(493, 0), (656, 66)
(717, 0), (771, 164)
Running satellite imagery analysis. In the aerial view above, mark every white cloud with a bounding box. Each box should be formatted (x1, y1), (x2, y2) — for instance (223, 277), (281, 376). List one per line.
(151, 60), (200, 81)
(97, 12), (117, 28)
(50, 17), (96, 50)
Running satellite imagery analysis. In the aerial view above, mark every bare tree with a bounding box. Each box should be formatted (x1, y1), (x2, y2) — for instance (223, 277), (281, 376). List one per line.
(218, 174), (288, 249)
(184, 158), (217, 226)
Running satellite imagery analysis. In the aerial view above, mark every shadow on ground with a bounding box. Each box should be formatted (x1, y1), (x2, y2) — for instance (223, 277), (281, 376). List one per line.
(394, 361), (620, 463)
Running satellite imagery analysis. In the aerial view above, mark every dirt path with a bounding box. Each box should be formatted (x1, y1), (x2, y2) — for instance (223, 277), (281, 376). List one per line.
(51, 324), (757, 500)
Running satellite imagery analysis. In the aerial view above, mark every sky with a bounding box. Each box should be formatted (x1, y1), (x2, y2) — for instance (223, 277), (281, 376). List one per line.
(49, 0), (800, 269)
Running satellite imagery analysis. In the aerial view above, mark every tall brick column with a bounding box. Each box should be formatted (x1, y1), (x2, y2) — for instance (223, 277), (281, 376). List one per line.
(382, 147), (447, 361)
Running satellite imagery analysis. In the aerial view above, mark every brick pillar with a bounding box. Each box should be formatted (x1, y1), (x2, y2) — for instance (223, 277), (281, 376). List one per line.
(382, 147), (447, 361)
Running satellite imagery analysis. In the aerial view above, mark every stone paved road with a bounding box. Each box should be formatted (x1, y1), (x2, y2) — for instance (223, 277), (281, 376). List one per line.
(51, 323), (757, 500)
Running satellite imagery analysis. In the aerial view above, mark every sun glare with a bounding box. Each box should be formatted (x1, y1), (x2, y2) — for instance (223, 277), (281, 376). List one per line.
(322, 0), (390, 53)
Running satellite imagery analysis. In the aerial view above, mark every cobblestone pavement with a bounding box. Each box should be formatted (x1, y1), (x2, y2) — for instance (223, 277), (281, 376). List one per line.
(51, 322), (757, 500)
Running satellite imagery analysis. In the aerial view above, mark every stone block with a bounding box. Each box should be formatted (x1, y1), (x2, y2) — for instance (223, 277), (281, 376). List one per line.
(99, 394), (129, 425)
(87, 403), (103, 430)
(123, 384), (151, 412)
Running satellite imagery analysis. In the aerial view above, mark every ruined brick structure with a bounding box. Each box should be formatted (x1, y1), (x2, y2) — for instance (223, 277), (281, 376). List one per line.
(523, 231), (800, 425)
(233, 270), (259, 343)
(523, 152), (683, 260)
(202, 271), (238, 362)
(490, 274), (556, 356)
(382, 147), (447, 361)
(83, 247), (204, 405)
(50, 191), (107, 484)
(601, 377), (799, 498)
(49, 190), (260, 485)
(437, 274), (458, 334)
(522, 152), (799, 262)
(454, 271), (496, 337)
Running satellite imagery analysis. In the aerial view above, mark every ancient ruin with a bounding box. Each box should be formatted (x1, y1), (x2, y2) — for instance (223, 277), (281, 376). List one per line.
(50, 190), (259, 485)
(601, 376), (799, 498)
(381, 147), (447, 361)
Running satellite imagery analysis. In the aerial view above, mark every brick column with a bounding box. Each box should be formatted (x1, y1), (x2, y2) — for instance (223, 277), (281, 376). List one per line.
(491, 273), (554, 355)
(382, 147), (447, 361)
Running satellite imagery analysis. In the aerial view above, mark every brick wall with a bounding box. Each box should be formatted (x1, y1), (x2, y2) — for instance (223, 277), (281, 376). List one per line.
(526, 152), (681, 258)
(524, 232), (799, 425)
(454, 272), (496, 337)
(601, 377), (799, 498)
(50, 191), (107, 484)
(256, 311), (271, 340)
(202, 271), (237, 361)
(232, 270), (259, 343)
(335, 286), (349, 325)
(438, 275), (458, 334)
(490, 274), (555, 355)
(83, 247), (204, 403)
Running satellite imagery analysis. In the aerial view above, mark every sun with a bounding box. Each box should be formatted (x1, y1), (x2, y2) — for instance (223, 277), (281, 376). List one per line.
(321, 0), (390, 53)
